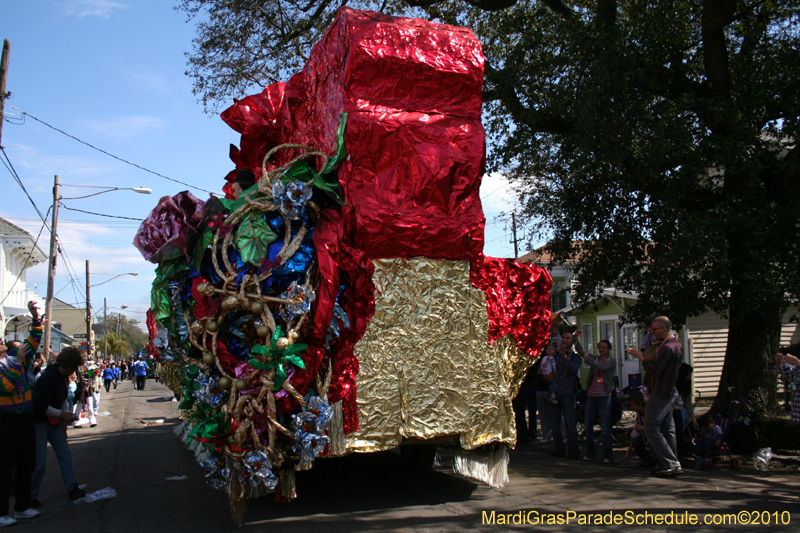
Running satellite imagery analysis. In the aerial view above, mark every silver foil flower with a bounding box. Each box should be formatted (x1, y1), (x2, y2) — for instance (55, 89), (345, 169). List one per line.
(279, 282), (316, 321)
(193, 373), (228, 408)
(239, 450), (278, 490)
(273, 180), (313, 220)
(291, 396), (333, 463)
(198, 452), (230, 491)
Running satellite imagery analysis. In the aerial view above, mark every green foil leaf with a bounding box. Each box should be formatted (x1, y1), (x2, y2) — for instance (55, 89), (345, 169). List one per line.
(233, 213), (277, 266)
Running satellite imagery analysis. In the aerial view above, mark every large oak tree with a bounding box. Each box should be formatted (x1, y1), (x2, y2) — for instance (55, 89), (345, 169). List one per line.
(177, 0), (800, 417)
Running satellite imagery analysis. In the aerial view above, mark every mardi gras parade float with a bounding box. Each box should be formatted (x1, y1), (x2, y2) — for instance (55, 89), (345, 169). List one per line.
(133, 7), (552, 525)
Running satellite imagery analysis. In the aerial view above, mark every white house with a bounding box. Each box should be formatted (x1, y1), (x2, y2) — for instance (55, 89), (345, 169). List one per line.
(1, 217), (46, 341)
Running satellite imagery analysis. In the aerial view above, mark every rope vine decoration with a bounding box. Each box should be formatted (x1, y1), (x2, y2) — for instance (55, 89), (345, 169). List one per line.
(165, 136), (344, 526)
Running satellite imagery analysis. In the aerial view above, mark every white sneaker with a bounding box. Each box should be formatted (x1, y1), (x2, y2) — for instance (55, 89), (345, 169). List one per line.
(0, 515), (17, 527)
(13, 508), (39, 519)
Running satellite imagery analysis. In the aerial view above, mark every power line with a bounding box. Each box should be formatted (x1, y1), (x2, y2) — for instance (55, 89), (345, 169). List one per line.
(1, 148), (88, 306)
(481, 182), (509, 199)
(1, 147), (49, 222)
(0, 208), (49, 307)
(22, 112), (214, 195)
(59, 204), (144, 221)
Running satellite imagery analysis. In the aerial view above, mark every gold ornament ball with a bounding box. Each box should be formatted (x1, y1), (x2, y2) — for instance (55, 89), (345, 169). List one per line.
(289, 331), (300, 341)
(256, 325), (270, 338)
(190, 321), (204, 335)
(206, 320), (219, 333)
(220, 300), (231, 313)
(235, 379), (248, 390)
(218, 376), (231, 390)
(202, 353), (216, 365)
(250, 301), (264, 315)
(276, 337), (290, 350)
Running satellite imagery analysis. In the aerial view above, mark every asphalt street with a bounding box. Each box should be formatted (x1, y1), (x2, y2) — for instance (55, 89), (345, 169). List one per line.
(11, 379), (799, 532)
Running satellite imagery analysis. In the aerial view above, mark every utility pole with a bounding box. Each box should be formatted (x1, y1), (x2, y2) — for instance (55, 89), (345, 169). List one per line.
(510, 211), (520, 259)
(41, 175), (60, 361)
(104, 297), (108, 361)
(86, 260), (92, 360)
(0, 40), (10, 148)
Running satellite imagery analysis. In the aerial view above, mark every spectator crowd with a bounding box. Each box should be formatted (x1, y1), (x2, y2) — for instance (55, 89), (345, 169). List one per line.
(0, 301), (152, 527)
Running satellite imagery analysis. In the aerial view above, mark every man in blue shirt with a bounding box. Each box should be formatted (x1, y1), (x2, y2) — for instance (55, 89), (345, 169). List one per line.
(111, 363), (121, 389)
(132, 358), (149, 391)
(549, 331), (582, 459)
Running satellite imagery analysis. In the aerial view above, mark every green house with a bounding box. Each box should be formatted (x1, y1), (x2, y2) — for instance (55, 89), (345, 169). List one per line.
(519, 247), (800, 400)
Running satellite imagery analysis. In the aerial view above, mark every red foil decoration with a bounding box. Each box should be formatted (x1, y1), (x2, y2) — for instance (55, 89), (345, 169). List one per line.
(190, 277), (219, 320)
(218, 7), (553, 432)
(146, 309), (160, 360)
(470, 255), (553, 357)
(221, 7), (486, 261)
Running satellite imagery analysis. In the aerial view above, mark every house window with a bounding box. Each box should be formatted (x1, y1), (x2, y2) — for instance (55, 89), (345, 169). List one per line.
(551, 283), (569, 312)
(581, 323), (593, 356)
(622, 327), (638, 352)
(601, 322), (615, 346)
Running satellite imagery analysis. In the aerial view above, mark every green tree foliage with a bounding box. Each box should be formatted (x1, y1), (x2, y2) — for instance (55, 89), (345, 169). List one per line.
(176, 0), (417, 112)
(177, 0), (800, 415)
(475, 0), (800, 416)
(97, 313), (149, 358)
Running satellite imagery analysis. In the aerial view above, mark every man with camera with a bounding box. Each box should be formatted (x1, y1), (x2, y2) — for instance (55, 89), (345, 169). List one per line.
(627, 316), (683, 477)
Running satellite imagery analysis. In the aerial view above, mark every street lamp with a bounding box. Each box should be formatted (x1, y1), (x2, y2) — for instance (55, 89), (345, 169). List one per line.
(84, 267), (137, 361)
(59, 186), (153, 199)
(40, 175), (150, 361)
(92, 271), (139, 288)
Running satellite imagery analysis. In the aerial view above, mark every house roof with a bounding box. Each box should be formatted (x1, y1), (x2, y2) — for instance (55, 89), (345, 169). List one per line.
(556, 288), (639, 316)
(50, 326), (76, 342)
(517, 242), (584, 265)
(0, 217), (47, 264)
(0, 217), (30, 236)
(53, 298), (79, 309)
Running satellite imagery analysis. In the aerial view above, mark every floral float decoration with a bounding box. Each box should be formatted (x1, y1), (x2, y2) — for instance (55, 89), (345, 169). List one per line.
(134, 116), (350, 526)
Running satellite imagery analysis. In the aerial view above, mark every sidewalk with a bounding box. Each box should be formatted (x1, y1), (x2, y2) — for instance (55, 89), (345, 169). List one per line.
(13, 380), (799, 532)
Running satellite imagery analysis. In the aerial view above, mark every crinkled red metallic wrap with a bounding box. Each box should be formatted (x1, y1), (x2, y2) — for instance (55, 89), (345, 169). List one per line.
(470, 255), (553, 357)
(219, 8), (554, 432)
(146, 309), (159, 360)
(221, 7), (486, 261)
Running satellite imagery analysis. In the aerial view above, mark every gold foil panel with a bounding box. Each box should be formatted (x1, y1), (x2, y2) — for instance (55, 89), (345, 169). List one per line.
(346, 258), (533, 452)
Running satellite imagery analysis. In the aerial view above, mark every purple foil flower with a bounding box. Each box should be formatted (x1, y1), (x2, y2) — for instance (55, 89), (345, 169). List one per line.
(133, 191), (206, 263)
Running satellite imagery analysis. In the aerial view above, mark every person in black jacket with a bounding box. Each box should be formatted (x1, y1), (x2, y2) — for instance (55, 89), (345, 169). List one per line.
(29, 347), (86, 507)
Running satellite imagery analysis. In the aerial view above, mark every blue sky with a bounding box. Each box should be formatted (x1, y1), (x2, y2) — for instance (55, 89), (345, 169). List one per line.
(1, 0), (519, 328)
